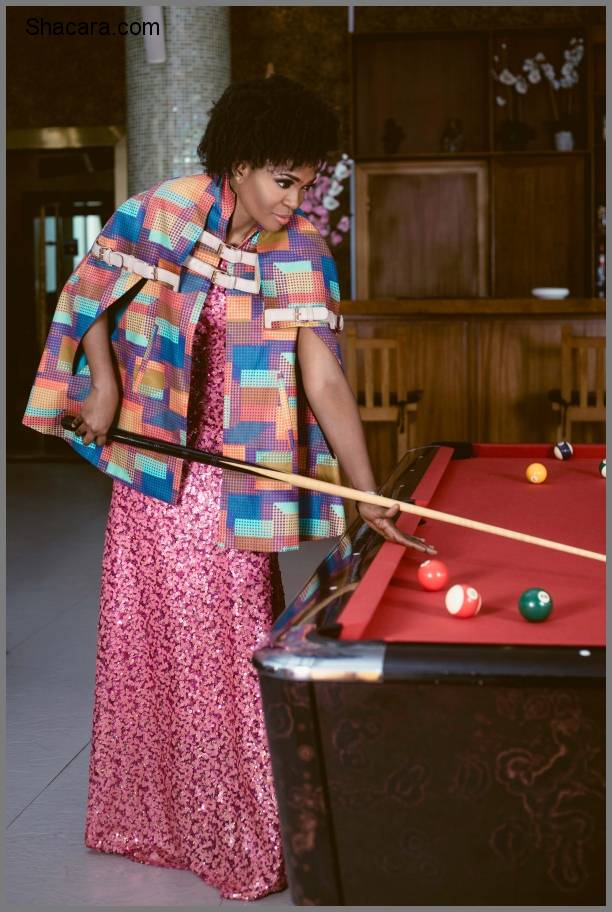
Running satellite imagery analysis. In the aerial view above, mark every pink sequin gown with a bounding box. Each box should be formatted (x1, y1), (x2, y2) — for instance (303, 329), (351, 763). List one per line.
(83, 269), (288, 900)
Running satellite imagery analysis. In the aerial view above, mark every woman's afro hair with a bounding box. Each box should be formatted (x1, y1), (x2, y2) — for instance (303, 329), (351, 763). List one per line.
(197, 74), (340, 179)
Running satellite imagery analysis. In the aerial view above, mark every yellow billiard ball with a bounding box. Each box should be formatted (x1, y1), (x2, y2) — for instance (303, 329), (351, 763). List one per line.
(526, 462), (547, 484)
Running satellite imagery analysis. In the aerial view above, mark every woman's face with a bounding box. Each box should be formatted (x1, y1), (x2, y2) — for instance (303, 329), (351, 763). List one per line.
(231, 161), (318, 232)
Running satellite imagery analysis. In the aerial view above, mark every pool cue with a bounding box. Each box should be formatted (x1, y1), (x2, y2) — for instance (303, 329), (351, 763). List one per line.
(61, 415), (606, 564)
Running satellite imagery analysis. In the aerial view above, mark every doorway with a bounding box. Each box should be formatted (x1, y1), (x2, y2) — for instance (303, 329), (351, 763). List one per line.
(8, 141), (118, 457)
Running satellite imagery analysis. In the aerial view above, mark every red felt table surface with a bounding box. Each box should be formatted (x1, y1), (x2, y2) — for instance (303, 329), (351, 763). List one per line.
(340, 445), (606, 647)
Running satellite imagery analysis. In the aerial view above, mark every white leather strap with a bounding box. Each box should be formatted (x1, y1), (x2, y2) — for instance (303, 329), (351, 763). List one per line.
(183, 253), (261, 294)
(91, 241), (180, 291)
(197, 228), (259, 266)
(264, 306), (344, 332)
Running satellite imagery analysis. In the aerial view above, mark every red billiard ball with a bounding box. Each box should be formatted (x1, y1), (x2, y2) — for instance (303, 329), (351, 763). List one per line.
(417, 559), (449, 591)
(445, 583), (482, 618)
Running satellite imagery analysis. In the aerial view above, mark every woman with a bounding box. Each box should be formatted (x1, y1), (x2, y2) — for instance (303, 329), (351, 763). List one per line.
(24, 75), (424, 901)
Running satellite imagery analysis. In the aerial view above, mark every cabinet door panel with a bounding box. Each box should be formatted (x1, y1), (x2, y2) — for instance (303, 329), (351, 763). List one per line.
(493, 156), (587, 297)
(356, 162), (488, 299)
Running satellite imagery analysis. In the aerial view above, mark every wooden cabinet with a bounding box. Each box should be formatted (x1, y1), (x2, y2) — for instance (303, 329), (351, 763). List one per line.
(351, 25), (604, 298)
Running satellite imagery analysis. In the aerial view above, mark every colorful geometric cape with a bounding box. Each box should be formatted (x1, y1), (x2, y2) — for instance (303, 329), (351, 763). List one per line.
(23, 171), (347, 552)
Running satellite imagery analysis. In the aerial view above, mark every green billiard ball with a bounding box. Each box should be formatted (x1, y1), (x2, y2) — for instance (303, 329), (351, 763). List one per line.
(518, 588), (553, 622)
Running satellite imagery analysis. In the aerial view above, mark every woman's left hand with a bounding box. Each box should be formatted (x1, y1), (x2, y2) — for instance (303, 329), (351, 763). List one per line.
(357, 501), (437, 555)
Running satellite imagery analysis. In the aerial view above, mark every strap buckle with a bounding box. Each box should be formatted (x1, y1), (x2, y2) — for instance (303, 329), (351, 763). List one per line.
(297, 306), (315, 322)
(104, 248), (124, 269)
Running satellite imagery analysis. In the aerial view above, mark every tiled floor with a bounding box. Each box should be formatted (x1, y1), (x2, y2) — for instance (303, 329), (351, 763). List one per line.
(7, 461), (337, 907)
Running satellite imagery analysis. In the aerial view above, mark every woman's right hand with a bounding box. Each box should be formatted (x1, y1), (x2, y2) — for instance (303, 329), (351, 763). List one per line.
(71, 382), (120, 446)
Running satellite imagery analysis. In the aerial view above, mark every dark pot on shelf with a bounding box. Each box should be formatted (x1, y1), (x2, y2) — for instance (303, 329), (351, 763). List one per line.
(496, 119), (535, 152)
(382, 117), (405, 154)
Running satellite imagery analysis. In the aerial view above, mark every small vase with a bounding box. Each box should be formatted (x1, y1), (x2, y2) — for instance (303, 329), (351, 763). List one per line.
(554, 130), (574, 152)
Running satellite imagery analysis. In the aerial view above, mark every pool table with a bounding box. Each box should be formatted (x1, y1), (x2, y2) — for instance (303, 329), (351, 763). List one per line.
(252, 443), (605, 906)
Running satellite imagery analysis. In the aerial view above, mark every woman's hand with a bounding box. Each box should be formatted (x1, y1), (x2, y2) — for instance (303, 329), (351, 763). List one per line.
(71, 383), (120, 446)
(357, 500), (437, 555)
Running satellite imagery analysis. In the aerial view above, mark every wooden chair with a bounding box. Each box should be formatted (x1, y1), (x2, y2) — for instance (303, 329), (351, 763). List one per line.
(345, 325), (422, 459)
(548, 325), (606, 439)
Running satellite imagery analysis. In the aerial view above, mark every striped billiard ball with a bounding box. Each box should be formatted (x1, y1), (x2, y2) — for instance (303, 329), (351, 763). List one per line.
(553, 441), (573, 461)
(445, 584), (482, 618)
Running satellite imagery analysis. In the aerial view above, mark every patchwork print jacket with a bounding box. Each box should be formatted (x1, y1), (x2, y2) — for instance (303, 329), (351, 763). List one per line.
(23, 171), (347, 552)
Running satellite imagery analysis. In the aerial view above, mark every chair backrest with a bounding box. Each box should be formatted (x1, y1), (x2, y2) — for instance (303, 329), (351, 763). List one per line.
(345, 325), (406, 421)
(560, 324), (606, 413)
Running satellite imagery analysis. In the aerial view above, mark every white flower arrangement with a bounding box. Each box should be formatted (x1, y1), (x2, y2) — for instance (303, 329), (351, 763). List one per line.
(491, 37), (584, 127)
(491, 44), (531, 120)
(536, 37), (584, 123)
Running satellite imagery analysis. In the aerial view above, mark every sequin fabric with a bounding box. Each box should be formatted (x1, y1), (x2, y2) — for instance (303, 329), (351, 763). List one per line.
(83, 252), (288, 900)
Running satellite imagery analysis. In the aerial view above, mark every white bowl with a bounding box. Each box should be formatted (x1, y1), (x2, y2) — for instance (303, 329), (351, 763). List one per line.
(531, 287), (570, 300)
